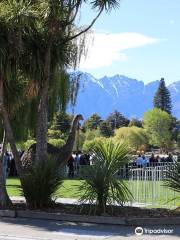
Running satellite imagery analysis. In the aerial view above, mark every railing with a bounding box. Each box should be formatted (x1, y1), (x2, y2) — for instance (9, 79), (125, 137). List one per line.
(116, 162), (174, 180)
(64, 162), (175, 179)
(128, 166), (179, 208)
(65, 162), (179, 209)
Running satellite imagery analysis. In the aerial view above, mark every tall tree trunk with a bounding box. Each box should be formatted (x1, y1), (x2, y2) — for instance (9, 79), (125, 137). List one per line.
(0, 78), (22, 176)
(0, 130), (12, 208)
(35, 47), (51, 163)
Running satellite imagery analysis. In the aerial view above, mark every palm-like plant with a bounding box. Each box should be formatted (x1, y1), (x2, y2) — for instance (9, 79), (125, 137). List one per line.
(21, 157), (63, 209)
(0, 0), (38, 170)
(79, 141), (133, 215)
(0, 1), (39, 206)
(164, 161), (180, 202)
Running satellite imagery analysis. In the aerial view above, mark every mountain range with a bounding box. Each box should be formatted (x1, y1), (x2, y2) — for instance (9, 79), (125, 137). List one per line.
(70, 72), (180, 119)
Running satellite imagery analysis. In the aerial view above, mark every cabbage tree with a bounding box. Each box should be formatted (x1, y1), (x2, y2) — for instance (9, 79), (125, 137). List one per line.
(79, 141), (132, 215)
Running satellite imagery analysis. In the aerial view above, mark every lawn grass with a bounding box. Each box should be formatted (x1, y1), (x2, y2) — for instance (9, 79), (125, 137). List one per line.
(6, 177), (83, 198)
(6, 177), (180, 208)
(6, 177), (22, 197)
(127, 180), (180, 208)
(55, 179), (83, 198)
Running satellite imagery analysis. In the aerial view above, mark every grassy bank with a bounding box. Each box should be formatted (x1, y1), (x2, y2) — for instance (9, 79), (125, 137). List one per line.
(6, 177), (180, 208)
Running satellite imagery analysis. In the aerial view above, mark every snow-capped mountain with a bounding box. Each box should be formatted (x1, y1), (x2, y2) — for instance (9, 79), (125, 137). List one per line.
(70, 72), (180, 119)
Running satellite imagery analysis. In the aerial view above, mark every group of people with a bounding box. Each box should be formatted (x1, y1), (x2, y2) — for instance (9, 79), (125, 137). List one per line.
(2, 151), (17, 177)
(67, 152), (91, 178)
(1, 148), (24, 177)
(133, 153), (174, 168)
(2, 146), (176, 178)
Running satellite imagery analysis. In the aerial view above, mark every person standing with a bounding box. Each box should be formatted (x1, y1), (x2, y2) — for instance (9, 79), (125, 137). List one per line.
(3, 151), (10, 177)
(67, 155), (74, 178)
(74, 152), (80, 174)
(136, 154), (143, 168)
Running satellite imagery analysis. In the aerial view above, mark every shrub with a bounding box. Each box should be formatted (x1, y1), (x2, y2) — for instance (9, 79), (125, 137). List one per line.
(114, 126), (148, 152)
(143, 108), (172, 151)
(79, 140), (133, 215)
(21, 157), (63, 208)
(17, 139), (36, 151)
(73, 131), (86, 152)
(82, 137), (108, 152)
(48, 138), (65, 148)
(47, 129), (62, 139)
(84, 129), (101, 141)
(164, 162), (180, 202)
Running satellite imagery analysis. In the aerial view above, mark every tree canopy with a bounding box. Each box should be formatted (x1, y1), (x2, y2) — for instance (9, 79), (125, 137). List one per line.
(143, 108), (172, 150)
(99, 120), (114, 137)
(106, 110), (130, 129)
(114, 126), (148, 152)
(83, 113), (102, 130)
(153, 78), (172, 114)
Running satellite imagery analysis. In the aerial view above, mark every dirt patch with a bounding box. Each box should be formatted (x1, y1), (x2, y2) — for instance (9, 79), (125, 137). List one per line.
(1, 202), (180, 218)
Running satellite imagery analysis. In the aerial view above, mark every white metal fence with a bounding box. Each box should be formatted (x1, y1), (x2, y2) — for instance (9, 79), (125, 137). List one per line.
(65, 162), (180, 208)
(128, 166), (179, 208)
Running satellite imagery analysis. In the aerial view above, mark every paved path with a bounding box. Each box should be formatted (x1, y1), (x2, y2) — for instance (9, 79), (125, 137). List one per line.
(10, 196), (79, 205)
(10, 197), (149, 207)
(0, 217), (180, 240)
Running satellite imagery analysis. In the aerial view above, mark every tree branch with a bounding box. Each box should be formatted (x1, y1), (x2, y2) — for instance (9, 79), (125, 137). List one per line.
(66, 0), (81, 26)
(64, 7), (103, 42)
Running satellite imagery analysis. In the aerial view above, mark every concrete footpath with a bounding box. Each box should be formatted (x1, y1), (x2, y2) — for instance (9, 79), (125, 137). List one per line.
(10, 196), (79, 205)
(0, 217), (180, 240)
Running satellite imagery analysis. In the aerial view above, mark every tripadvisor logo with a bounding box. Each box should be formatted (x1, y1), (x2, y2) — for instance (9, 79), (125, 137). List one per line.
(135, 227), (174, 235)
(135, 227), (143, 235)
(144, 228), (173, 234)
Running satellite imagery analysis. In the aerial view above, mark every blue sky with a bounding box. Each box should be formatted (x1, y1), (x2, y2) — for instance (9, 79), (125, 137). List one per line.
(78, 0), (180, 84)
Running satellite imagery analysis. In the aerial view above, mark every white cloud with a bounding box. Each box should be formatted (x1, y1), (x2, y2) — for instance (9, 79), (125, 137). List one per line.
(80, 32), (161, 69)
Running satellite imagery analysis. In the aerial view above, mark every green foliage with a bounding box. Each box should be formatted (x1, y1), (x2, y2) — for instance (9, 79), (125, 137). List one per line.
(84, 129), (101, 141)
(0, 0), (122, 208)
(73, 131), (86, 152)
(143, 108), (172, 150)
(18, 138), (65, 150)
(128, 118), (142, 128)
(48, 139), (65, 148)
(0, 0), (121, 143)
(106, 110), (129, 130)
(82, 140), (93, 152)
(154, 78), (172, 114)
(83, 114), (102, 130)
(99, 121), (114, 137)
(21, 157), (63, 208)
(114, 126), (148, 152)
(80, 129), (102, 152)
(177, 132), (180, 151)
(164, 162), (180, 201)
(0, 0), (121, 128)
(48, 129), (62, 139)
(82, 137), (108, 152)
(17, 140), (36, 151)
(50, 112), (73, 134)
(79, 141), (133, 214)
(0, 0), (89, 143)
(50, 72), (71, 115)
(172, 118), (180, 143)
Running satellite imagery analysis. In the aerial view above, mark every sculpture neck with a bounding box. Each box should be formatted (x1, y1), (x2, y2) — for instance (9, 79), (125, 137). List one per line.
(64, 116), (79, 151)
